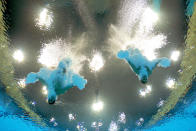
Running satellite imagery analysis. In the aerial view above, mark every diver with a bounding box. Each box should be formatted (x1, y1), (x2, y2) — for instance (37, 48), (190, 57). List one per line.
(117, 48), (171, 84)
(25, 58), (87, 104)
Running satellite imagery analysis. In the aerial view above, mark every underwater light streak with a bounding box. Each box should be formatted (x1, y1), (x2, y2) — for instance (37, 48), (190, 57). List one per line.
(89, 52), (104, 72)
(13, 50), (24, 62)
(92, 100), (104, 112)
(38, 38), (86, 73)
(170, 50), (180, 61)
(166, 78), (176, 89)
(35, 8), (53, 30)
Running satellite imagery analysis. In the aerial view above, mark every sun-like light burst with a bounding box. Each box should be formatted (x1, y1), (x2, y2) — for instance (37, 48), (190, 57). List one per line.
(13, 50), (24, 62)
(35, 8), (53, 30)
(42, 86), (48, 95)
(139, 85), (152, 97)
(139, 89), (147, 97)
(166, 78), (176, 89)
(38, 38), (86, 73)
(145, 85), (152, 94)
(89, 52), (104, 72)
(92, 100), (104, 112)
(170, 50), (180, 61)
(17, 79), (26, 88)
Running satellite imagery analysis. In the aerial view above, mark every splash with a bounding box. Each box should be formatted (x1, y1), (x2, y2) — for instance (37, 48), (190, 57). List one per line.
(166, 78), (176, 89)
(118, 0), (147, 33)
(109, 3), (166, 61)
(89, 51), (105, 72)
(38, 37), (87, 74)
(13, 50), (24, 62)
(35, 8), (53, 30)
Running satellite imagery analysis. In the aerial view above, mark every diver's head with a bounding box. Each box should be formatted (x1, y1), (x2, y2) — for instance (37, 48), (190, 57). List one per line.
(117, 50), (129, 59)
(138, 67), (148, 84)
(48, 96), (56, 104)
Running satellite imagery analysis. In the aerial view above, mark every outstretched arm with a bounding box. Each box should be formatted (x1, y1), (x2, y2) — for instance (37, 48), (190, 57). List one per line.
(117, 50), (129, 60)
(25, 72), (38, 85)
(72, 73), (87, 90)
(157, 57), (171, 68)
(151, 57), (171, 70)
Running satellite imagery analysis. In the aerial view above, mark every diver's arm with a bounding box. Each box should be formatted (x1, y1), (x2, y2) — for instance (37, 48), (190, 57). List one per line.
(25, 72), (39, 85)
(72, 73), (87, 90)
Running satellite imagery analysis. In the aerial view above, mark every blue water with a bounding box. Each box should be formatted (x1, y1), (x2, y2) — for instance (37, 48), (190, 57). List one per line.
(145, 82), (196, 131)
(0, 87), (49, 131)
(1, 81), (196, 130)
